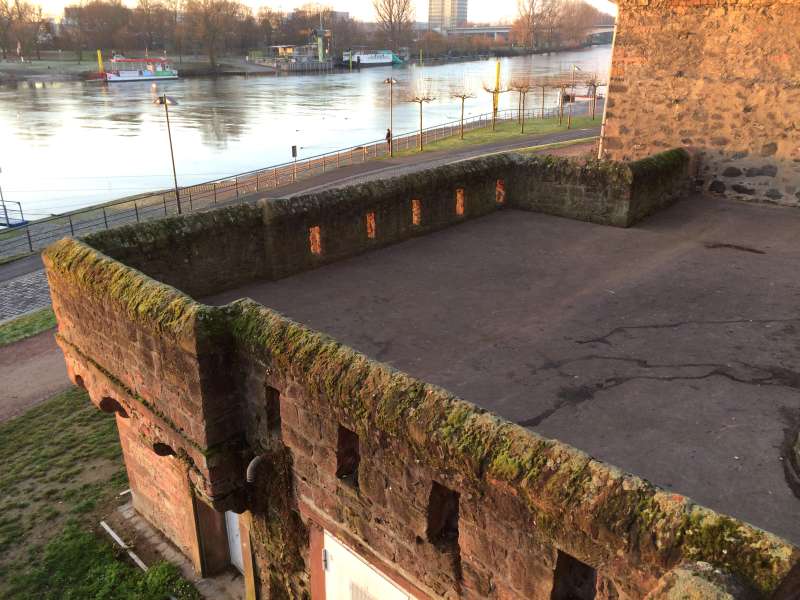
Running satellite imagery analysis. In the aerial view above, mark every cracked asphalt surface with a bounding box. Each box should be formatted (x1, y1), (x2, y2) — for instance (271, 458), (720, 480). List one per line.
(208, 196), (800, 544)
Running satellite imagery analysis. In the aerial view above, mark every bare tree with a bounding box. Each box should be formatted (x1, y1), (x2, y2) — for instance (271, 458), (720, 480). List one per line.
(372, 0), (413, 50)
(510, 78), (533, 133)
(451, 82), (475, 140)
(407, 82), (435, 151)
(516, 0), (541, 50)
(584, 73), (603, 120)
(184, 0), (238, 69)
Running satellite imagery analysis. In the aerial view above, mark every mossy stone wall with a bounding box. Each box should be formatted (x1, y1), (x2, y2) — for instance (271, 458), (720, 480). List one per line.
(227, 298), (799, 600)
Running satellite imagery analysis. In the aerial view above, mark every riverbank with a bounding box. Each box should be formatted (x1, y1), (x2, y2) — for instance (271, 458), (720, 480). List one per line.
(0, 57), (276, 83)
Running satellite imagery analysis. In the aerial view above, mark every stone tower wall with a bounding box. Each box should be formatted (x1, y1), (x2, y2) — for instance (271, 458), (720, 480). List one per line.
(601, 0), (800, 205)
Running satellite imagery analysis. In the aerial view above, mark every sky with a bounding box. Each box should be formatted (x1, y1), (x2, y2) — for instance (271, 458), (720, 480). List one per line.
(39, 0), (617, 22)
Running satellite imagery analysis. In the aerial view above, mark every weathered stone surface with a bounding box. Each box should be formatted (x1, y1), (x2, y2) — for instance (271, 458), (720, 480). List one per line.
(602, 0), (800, 207)
(644, 562), (755, 600)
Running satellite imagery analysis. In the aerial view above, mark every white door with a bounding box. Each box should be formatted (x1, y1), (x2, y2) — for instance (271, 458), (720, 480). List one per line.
(225, 511), (244, 574)
(323, 531), (411, 600)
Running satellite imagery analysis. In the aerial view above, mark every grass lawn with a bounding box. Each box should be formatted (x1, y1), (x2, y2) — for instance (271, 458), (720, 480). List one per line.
(0, 307), (56, 347)
(0, 252), (32, 266)
(393, 114), (600, 157)
(0, 387), (199, 599)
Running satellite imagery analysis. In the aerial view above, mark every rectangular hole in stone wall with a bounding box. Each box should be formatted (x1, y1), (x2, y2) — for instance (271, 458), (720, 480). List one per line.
(412, 199), (422, 226)
(496, 179), (506, 205)
(550, 550), (596, 600)
(455, 189), (465, 216)
(265, 385), (281, 434)
(365, 211), (376, 239)
(309, 225), (322, 256)
(426, 481), (459, 550)
(335, 425), (360, 488)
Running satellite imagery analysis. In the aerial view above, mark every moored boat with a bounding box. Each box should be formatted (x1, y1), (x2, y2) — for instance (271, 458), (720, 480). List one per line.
(341, 49), (403, 67)
(105, 56), (179, 82)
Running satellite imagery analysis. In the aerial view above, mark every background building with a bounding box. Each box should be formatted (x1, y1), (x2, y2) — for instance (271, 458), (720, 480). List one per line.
(428, 0), (468, 32)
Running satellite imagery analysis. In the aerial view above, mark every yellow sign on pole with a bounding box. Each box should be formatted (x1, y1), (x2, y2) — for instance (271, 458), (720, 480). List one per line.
(97, 49), (104, 74)
(493, 60), (500, 112)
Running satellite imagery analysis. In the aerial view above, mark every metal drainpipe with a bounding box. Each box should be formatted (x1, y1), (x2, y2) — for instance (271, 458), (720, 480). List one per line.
(246, 455), (265, 484)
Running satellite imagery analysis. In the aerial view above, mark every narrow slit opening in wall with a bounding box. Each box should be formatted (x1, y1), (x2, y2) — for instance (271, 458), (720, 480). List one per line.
(265, 385), (281, 434)
(365, 211), (376, 239)
(309, 225), (322, 256)
(335, 425), (360, 488)
(426, 481), (459, 550)
(74, 375), (86, 389)
(99, 396), (129, 419)
(412, 199), (422, 225)
(153, 442), (176, 457)
(455, 188), (465, 216)
(496, 179), (506, 205)
(550, 550), (596, 600)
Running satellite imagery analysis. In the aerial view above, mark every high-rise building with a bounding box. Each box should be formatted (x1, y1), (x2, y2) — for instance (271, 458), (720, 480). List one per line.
(428, 0), (468, 32)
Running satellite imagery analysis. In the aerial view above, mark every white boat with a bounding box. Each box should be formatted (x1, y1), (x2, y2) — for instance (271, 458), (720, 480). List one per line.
(105, 57), (179, 82)
(342, 50), (403, 67)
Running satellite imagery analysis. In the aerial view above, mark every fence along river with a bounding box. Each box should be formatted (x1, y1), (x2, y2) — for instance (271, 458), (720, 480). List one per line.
(0, 48), (611, 250)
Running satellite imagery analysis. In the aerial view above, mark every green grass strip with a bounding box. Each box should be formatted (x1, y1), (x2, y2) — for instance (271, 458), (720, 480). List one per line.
(0, 307), (56, 347)
(393, 114), (599, 157)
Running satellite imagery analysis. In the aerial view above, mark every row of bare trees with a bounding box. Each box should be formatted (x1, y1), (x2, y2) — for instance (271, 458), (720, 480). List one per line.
(398, 69), (603, 154)
(3, 0), (611, 67)
(512, 0), (613, 49)
(57, 0), (375, 68)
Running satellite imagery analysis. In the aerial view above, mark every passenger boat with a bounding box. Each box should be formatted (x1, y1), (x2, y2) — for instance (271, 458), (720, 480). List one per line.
(105, 56), (179, 82)
(341, 50), (403, 67)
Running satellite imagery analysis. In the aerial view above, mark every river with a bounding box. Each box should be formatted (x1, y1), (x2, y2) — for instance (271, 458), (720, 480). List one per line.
(0, 46), (611, 217)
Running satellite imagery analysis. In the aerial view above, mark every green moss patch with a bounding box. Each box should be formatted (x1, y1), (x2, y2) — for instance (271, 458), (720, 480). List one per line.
(43, 238), (205, 341)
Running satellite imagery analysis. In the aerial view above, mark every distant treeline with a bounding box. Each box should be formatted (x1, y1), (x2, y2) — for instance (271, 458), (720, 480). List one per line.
(0, 0), (613, 68)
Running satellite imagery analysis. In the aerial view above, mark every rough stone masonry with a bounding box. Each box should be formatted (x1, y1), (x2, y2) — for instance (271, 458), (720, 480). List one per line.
(601, 0), (800, 206)
(42, 151), (800, 599)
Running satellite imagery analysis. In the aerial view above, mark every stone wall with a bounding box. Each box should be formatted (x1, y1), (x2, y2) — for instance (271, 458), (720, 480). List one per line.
(228, 299), (799, 600)
(508, 150), (690, 227)
(78, 150), (691, 301)
(43, 240), (246, 511)
(601, 0), (800, 206)
(39, 149), (743, 600)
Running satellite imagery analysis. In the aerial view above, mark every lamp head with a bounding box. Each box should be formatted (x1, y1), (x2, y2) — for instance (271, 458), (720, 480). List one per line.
(154, 95), (178, 106)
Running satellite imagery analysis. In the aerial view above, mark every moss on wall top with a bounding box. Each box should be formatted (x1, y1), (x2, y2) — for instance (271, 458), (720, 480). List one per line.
(228, 297), (799, 596)
(85, 203), (264, 260)
(43, 237), (217, 344)
(629, 148), (690, 183)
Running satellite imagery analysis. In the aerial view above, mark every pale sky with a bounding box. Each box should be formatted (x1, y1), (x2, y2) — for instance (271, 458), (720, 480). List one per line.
(40, 0), (617, 22)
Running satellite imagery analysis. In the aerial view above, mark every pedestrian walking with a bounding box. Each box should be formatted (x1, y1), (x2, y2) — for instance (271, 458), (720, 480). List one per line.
(386, 128), (392, 154)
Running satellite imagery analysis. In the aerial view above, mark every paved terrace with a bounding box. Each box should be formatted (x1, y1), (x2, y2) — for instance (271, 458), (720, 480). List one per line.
(207, 197), (800, 544)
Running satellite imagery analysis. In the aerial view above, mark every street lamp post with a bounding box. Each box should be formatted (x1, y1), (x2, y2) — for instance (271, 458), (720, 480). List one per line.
(384, 78), (397, 157)
(154, 94), (182, 214)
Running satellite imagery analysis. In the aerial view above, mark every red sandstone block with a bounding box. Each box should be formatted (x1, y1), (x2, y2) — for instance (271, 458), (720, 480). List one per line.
(282, 424), (315, 457)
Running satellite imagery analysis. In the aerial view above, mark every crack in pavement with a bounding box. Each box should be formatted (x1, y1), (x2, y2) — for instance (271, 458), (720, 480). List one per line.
(517, 356), (800, 429)
(576, 317), (800, 346)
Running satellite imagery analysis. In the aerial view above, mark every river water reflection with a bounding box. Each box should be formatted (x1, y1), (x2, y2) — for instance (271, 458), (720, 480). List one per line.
(0, 46), (610, 216)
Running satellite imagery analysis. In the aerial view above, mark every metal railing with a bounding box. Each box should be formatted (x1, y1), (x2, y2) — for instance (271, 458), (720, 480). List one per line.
(0, 102), (594, 259)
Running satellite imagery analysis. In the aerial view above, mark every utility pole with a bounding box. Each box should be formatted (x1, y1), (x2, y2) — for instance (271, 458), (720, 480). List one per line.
(154, 95), (182, 214)
(384, 78), (397, 157)
(568, 64), (580, 130)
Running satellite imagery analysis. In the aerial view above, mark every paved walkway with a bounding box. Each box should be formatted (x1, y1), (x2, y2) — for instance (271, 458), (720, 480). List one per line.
(0, 128), (598, 323)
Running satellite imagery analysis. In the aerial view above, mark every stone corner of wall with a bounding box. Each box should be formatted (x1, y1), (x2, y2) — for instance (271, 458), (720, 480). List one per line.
(644, 561), (761, 600)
